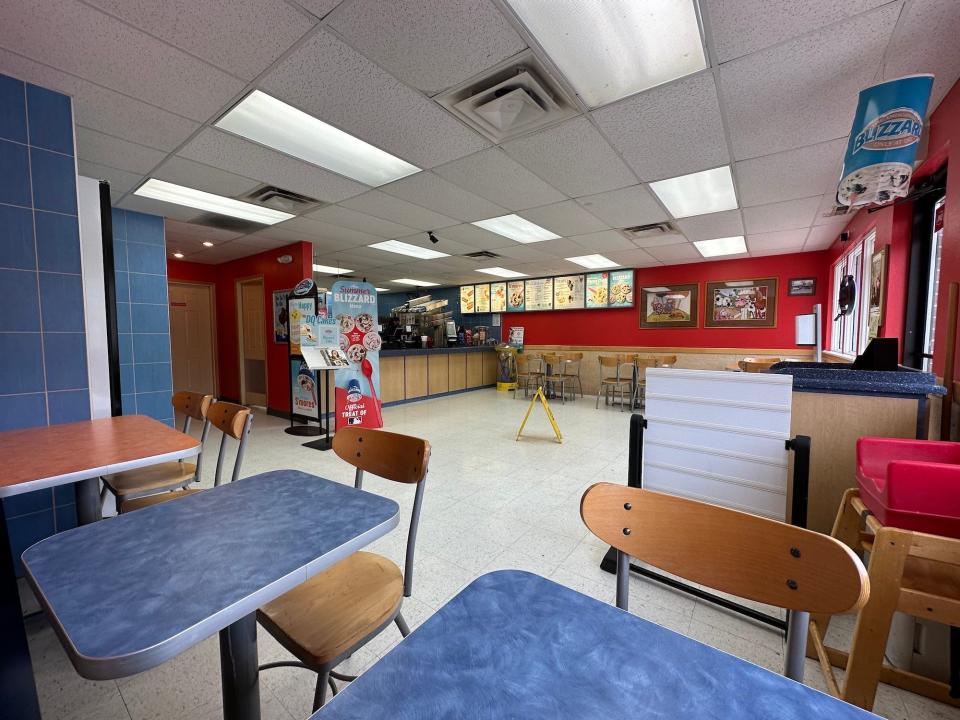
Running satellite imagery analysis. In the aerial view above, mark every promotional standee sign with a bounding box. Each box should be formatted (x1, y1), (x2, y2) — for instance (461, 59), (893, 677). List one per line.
(329, 281), (382, 430)
(291, 359), (319, 420)
(838, 75), (934, 208)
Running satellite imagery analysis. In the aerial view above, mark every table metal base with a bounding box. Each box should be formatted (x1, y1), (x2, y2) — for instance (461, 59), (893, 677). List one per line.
(219, 612), (260, 720)
(74, 477), (102, 525)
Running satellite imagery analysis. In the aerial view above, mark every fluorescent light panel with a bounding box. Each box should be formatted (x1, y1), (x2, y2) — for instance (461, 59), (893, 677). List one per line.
(217, 90), (420, 187)
(472, 214), (560, 243)
(368, 240), (449, 260)
(649, 166), (738, 219)
(173, 252), (184, 258)
(566, 254), (617, 269)
(135, 178), (293, 225)
(693, 236), (747, 258)
(374, 287), (390, 292)
(476, 267), (527, 278)
(313, 263), (354, 274)
(504, 0), (706, 108)
(392, 278), (440, 287)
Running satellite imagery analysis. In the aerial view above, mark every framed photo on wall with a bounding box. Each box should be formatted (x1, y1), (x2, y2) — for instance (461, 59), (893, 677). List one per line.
(639, 284), (699, 328)
(868, 246), (888, 338)
(787, 277), (817, 296)
(705, 278), (778, 328)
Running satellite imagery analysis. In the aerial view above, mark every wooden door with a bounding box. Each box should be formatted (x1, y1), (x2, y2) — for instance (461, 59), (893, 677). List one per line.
(237, 278), (267, 406)
(169, 282), (216, 395)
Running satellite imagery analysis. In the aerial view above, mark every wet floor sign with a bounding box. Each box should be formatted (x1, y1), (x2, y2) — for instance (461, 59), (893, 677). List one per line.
(516, 386), (562, 443)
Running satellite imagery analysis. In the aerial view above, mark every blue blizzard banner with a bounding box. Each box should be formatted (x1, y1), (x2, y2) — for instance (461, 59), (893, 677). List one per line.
(837, 74), (933, 207)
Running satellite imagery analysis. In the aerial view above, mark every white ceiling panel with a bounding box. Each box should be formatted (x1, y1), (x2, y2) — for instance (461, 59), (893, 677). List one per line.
(341, 191), (460, 231)
(433, 148), (566, 211)
(518, 200), (608, 237)
(165, 220), (243, 243)
(232, 233), (302, 251)
(591, 72), (728, 182)
(327, 0), (525, 95)
(381, 172), (508, 222)
(77, 160), (144, 194)
(630, 233), (689, 249)
(260, 29), (489, 169)
(293, 0), (340, 19)
(490, 244), (553, 262)
(735, 138), (847, 207)
(675, 209), (744, 242)
(392, 232), (475, 257)
(742, 196), (821, 234)
(307, 206), (417, 239)
(574, 185), (669, 229)
(179, 128), (368, 203)
(277, 216), (381, 248)
(805, 224), (843, 250)
(116, 193), (201, 222)
(644, 243), (704, 264)
(314, 246), (405, 268)
(501, 116), (637, 197)
(570, 230), (635, 253)
(75, 127), (166, 174)
(705, 0), (893, 62)
(813, 192), (856, 226)
(720, 3), (902, 159)
(532, 238), (591, 258)
(0, 0), (246, 122)
(603, 248), (659, 267)
(746, 228), (809, 253)
(153, 156), (261, 198)
(435, 223), (524, 251)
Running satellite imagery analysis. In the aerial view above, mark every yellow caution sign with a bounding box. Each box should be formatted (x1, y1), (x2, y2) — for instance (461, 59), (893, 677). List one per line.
(516, 386), (562, 443)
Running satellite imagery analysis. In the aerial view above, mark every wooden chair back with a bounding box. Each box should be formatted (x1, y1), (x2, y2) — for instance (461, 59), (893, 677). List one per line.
(740, 358), (780, 373)
(656, 355), (678, 367)
(207, 401), (251, 439)
(172, 391), (213, 423)
(599, 354), (620, 370)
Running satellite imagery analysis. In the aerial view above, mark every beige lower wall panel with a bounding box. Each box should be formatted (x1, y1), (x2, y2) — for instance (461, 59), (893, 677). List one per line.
(380, 357), (405, 403)
(466, 353), (483, 388)
(448, 354), (466, 391)
(405, 355), (429, 399)
(482, 350), (498, 386)
(428, 354), (449, 395)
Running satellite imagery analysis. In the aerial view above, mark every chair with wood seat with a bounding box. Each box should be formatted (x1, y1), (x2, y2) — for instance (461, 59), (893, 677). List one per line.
(655, 354), (678, 368)
(515, 354), (538, 399)
(257, 426), (431, 711)
(559, 352), (584, 399)
(739, 357), (781, 372)
(118, 401), (253, 513)
(580, 483), (870, 683)
(631, 357), (657, 409)
(596, 354), (632, 411)
(100, 391), (213, 512)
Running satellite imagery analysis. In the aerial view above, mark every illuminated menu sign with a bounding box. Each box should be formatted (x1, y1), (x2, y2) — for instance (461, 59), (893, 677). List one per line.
(490, 282), (507, 312)
(475, 283), (490, 312)
(460, 285), (475, 313)
(608, 270), (634, 307)
(507, 280), (525, 311)
(459, 269), (634, 313)
(524, 277), (554, 311)
(586, 272), (609, 308)
(553, 274), (585, 310)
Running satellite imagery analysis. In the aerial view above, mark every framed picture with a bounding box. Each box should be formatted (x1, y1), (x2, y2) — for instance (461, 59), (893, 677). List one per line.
(787, 277), (817, 296)
(640, 284), (699, 328)
(869, 246), (888, 316)
(273, 289), (291, 343)
(705, 278), (778, 328)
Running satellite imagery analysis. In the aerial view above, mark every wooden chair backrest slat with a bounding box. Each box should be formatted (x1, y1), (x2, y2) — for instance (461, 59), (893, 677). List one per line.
(656, 355), (678, 367)
(740, 358), (780, 373)
(207, 401), (252, 439)
(581, 484), (869, 614)
(599, 354), (620, 368)
(172, 391), (214, 421)
(333, 427), (430, 485)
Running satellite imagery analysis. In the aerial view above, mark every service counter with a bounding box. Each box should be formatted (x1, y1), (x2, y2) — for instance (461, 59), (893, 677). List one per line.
(378, 346), (498, 404)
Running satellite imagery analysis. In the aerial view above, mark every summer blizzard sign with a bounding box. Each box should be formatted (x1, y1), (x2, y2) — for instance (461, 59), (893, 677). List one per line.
(329, 281), (382, 430)
(837, 75), (933, 207)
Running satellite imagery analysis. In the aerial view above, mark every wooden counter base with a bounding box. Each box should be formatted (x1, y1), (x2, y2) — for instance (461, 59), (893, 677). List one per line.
(380, 349), (497, 404)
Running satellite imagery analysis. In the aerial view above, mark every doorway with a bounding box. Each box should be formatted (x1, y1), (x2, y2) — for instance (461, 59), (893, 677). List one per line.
(169, 282), (217, 396)
(237, 277), (267, 407)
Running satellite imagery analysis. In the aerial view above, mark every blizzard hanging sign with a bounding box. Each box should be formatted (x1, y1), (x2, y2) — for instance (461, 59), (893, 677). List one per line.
(329, 281), (383, 430)
(837, 75), (933, 208)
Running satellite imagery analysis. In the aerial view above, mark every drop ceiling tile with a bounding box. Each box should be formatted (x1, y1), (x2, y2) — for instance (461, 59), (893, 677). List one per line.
(260, 29), (489, 169)
(746, 229), (810, 253)
(735, 138), (847, 207)
(392, 232), (474, 257)
(501, 116), (637, 197)
(603, 248), (659, 268)
(179, 128), (368, 203)
(719, 3), (901, 159)
(165, 220), (243, 243)
(675, 210), (744, 242)
(154, 156), (261, 198)
(381, 172), (507, 222)
(232, 234), (302, 251)
(532, 238), (590, 258)
(490, 244), (552, 262)
(570, 231), (635, 253)
(76, 160), (144, 194)
(882, 0), (960, 108)
(630, 233), (689, 249)
(315, 246), (401, 269)
(742, 196), (821, 234)
(306, 206), (417, 239)
(518, 200), (608, 237)
(279, 216), (382, 249)
(75, 127), (166, 175)
(327, 0), (524, 95)
(644, 243), (703, 264)
(813, 192), (856, 226)
(591, 72), (728, 181)
(805, 224), (843, 250)
(0, 49), (199, 151)
(85, 0), (316, 80)
(433, 148), (566, 211)
(295, 0), (340, 18)
(340, 191), (459, 231)
(116, 194), (202, 222)
(433, 223), (513, 250)
(0, 0), (246, 122)
(705, 0), (892, 62)
(574, 185), (669, 229)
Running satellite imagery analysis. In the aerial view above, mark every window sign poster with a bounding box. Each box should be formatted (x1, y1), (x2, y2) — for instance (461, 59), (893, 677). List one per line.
(475, 284), (491, 313)
(553, 274), (585, 310)
(291, 359), (319, 420)
(273, 289), (290, 343)
(507, 280), (525, 312)
(460, 285), (475, 313)
(585, 273), (609, 308)
(490, 282), (507, 312)
(608, 270), (635, 307)
(330, 281), (382, 430)
(525, 278), (553, 311)
(288, 297), (315, 356)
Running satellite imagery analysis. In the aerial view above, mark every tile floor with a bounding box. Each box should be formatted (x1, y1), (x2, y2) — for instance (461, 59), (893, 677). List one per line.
(19, 388), (959, 719)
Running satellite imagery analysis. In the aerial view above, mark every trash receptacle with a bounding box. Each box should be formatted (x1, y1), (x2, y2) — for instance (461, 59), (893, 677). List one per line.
(496, 344), (517, 391)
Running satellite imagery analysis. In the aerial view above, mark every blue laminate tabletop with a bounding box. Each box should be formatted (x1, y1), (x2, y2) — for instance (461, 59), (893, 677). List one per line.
(22, 469), (399, 680)
(314, 570), (879, 720)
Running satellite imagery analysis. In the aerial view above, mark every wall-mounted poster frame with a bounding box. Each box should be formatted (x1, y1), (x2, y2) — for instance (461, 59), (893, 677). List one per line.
(705, 277), (778, 328)
(273, 289), (291, 343)
(460, 285), (475, 313)
(475, 283), (491, 312)
(640, 283), (699, 328)
(585, 272), (610, 308)
(490, 282), (507, 312)
(524, 277), (554, 311)
(608, 270), (635, 307)
(553, 274), (585, 310)
(507, 280), (525, 311)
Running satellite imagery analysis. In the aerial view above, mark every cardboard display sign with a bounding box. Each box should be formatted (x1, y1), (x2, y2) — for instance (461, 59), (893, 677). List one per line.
(329, 281), (382, 429)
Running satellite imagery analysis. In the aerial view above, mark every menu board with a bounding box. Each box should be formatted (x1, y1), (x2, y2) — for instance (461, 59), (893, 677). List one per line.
(475, 283), (491, 312)
(460, 285), (475, 313)
(608, 270), (635, 307)
(553, 274), (585, 310)
(586, 272), (609, 308)
(525, 277), (554, 311)
(507, 280), (525, 311)
(490, 282), (507, 312)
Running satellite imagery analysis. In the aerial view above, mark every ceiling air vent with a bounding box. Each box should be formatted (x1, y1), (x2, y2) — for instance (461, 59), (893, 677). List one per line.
(618, 222), (679, 240)
(242, 185), (324, 214)
(189, 213), (264, 234)
(435, 51), (578, 143)
(463, 250), (502, 259)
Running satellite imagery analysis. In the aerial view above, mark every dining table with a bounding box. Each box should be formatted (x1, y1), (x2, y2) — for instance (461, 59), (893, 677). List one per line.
(0, 414), (201, 720)
(22, 468), (399, 720)
(312, 570), (880, 719)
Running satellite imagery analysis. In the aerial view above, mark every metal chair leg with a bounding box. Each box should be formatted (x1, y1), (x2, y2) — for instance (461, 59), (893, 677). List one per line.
(313, 670), (331, 712)
(328, 675), (339, 697)
(396, 612), (411, 637)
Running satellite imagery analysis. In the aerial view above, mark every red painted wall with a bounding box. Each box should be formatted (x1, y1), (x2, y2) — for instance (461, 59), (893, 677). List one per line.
(167, 242), (313, 414)
(503, 251), (829, 349)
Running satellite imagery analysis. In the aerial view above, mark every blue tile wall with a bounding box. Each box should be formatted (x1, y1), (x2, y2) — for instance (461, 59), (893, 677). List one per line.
(112, 207), (173, 428)
(0, 74), (87, 575)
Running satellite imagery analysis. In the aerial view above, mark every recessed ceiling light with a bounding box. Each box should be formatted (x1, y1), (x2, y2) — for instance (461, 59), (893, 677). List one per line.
(472, 214), (560, 243)
(476, 267), (528, 278)
(649, 166), (738, 219)
(374, 287), (390, 292)
(504, 0), (706, 108)
(368, 240), (449, 260)
(202, 241), (214, 247)
(216, 90), (421, 187)
(135, 178), (293, 225)
(313, 263), (354, 274)
(693, 236), (747, 258)
(392, 278), (440, 287)
(566, 254), (618, 269)
(173, 252), (184, 259)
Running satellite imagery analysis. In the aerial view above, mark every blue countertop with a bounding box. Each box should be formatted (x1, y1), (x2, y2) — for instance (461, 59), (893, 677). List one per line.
(380, 346), (496, 357)
(314, 570), (877, 720)
(770, 362), (945, 397)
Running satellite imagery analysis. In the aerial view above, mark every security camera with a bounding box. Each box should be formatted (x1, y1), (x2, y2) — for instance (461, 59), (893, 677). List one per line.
(428, 231), (439, 244)
(840, 232), (850, 243)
